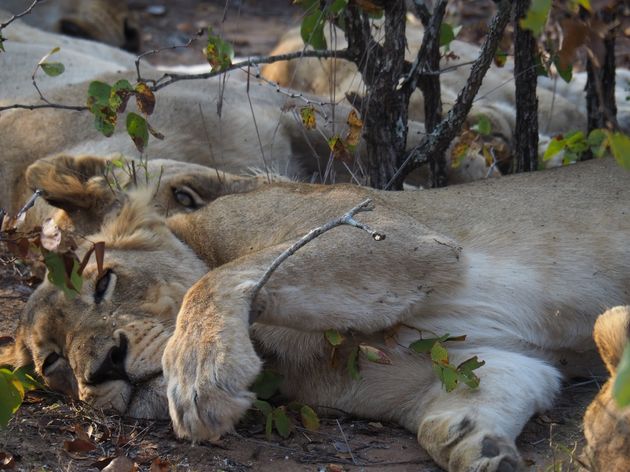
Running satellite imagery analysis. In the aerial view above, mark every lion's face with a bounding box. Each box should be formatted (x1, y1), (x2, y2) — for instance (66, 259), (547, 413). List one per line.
(583, 306), (630, 470)
(9, 193), (209, 418)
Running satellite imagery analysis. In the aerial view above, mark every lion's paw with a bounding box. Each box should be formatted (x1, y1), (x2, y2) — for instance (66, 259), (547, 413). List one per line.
(162, 332), (261, 442)
(419, 415), (524, 472)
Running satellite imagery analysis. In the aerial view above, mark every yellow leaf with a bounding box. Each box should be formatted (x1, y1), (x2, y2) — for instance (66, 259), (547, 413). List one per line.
(345, 109), (363, 148)
(299, 106), (317, 129)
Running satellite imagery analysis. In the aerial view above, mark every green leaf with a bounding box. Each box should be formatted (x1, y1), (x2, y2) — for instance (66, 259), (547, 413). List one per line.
(471, 115), (492, 136)
(0, 36), (5, 53)
(430, 342), (449, 364)
(587, 129), (608, 158)
(93, 110), (117, 137)
(609, 132), (630, 169)
(272, 406), (292, 438)
(251, 370), (283, 400)
(457, 356), (485, 389)
(543, 136), (566, 161)
(300, 405), (320, 431)
(347, 346), (361, 381)
(109, 79), (133, 113)
(253, 399), (272, 416)
(564, 130), (587, 154)
(328, 0), (348, 15)
(265, 410), (273, 440)
(359, 343), (392, 364)
(325, 329), (345, 346)
(39, 62), (65, 77)
(205, 28), (234, 72)
(519, 0), (551, 37)
(44, 252), (78, 299)
(0, 370), (22, 427)
(613, 342), (630, 407)
(439, 23), (455, 48)
(11, 367), (43, 392)
(553, 57), (573, 83)
(301, 11), (327, 50)
(126, 112), (149, 152)
(87, 81), (112, 110)
(433, 364), (459, 392)
(68, 259), (83, 293)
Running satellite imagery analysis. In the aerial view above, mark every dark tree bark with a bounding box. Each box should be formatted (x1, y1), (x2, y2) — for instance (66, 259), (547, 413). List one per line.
(417, 0), (447, 187)
(513, 0), (539, 173)
(345, 0), (412, 190)
(585, 8), (618, 137)
(391, 0), (513, 187)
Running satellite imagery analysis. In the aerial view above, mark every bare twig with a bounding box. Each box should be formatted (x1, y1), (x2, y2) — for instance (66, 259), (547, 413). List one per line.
(336, 419), (358, 465)
(0, 0), (43, 30)
(15, 190), (42, 220)
(152, 49), (351, 91)
(135, 35), (201, 84)
(249, 198), (385, 322)
(0, 103), (88, 113)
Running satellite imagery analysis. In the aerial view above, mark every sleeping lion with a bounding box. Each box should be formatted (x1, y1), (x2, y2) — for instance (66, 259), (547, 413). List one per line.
(1, 155), (628, 471)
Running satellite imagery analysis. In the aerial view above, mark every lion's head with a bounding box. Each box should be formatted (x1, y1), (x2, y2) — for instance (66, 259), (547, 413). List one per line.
(16, 154), (285, 234)
(583, 306), (630, 471)
(1, 183), (209, 419)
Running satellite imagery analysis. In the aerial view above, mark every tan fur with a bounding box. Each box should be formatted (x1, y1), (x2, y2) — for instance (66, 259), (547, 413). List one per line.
(583, 306), (630, 471)
(0, 23), (426, 215)
(16, 154), (288, 234)
(3, 158), (629, 471)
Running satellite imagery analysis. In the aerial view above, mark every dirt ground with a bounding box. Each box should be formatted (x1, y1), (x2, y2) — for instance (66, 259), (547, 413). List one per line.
(0, 0), (610, 470)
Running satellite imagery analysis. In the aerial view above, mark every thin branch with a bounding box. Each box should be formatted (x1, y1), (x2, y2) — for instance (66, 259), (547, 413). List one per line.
(336, 419), (358, 465)
(249, 198), (385, 323)
(0, 103), (88, 112)
(135, 35), (201, 84)
(0, 0), (43, 30)
(151, 49), (351, 91)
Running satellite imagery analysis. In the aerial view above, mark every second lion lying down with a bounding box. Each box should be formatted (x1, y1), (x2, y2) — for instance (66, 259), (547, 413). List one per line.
(1, 157), (629, 471)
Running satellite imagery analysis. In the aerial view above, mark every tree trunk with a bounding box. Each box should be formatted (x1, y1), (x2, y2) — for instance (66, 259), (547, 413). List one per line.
(345, 1), (411, 190)
(585, 8), (617, 137)
(513, 0), (539, 173)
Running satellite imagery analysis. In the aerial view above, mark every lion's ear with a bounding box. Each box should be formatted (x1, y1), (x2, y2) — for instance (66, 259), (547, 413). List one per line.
(593, 306), (630, 375)
(25, 155), (119, 233)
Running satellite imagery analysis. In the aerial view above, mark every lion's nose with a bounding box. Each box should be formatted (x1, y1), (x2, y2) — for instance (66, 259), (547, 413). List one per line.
(85, 334), (129, 384)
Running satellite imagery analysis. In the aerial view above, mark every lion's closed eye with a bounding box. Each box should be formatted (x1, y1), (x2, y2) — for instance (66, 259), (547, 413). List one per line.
(94, 269), (116, 304)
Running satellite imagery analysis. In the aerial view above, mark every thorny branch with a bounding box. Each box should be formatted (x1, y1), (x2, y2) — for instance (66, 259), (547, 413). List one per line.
(249, 198), (385, 323)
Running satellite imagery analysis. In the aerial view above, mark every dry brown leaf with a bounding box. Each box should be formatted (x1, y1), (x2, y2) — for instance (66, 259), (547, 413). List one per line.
(329, 135), (353, 164)
(102, 456), (139, 472)
(558, 18), (588, 70)
(134, 82), (156, 115)
(150, 457), (171, 472)
(63, 438), (97, 454)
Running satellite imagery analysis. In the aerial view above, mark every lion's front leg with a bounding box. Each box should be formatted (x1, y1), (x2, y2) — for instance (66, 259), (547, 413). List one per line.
(162, 269), (262, 441)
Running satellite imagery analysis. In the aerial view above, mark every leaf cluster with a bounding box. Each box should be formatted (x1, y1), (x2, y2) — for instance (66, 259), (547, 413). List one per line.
(250, 370), (320, 439)
(543, 129), (630, 168)
(409, 334), (485, 392)
(86, 79), (162, 152)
